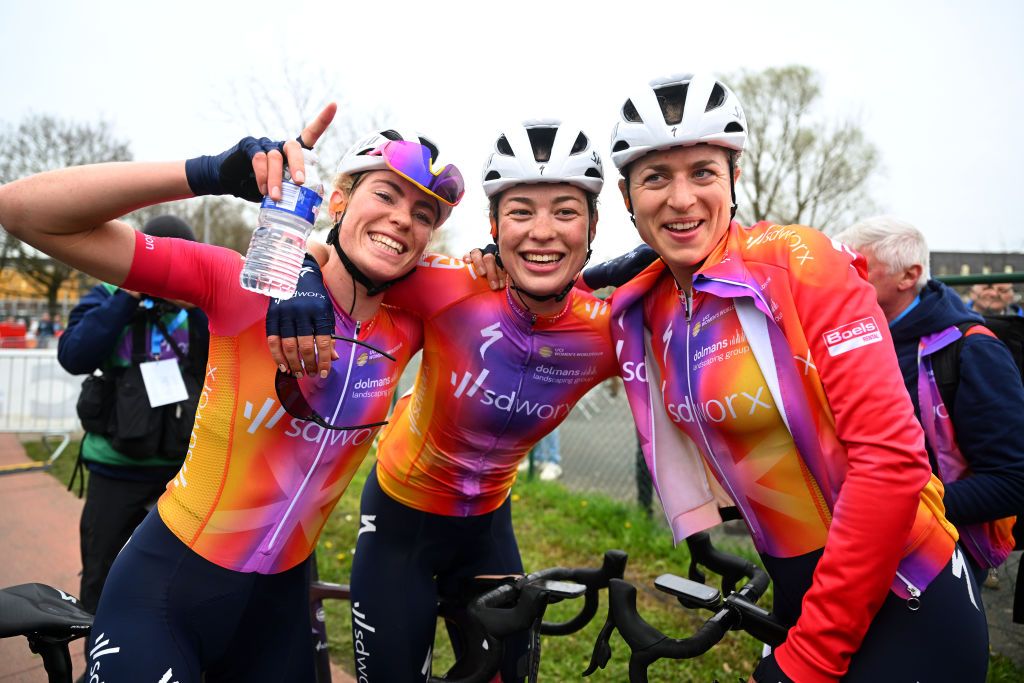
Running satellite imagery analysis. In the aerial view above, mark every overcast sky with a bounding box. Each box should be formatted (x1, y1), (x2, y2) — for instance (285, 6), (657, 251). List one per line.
(2, 0), (1021, 260)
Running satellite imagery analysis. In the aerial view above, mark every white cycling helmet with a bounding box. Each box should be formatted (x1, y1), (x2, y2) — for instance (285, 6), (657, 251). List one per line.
(482, 119), (604, 198)
(337, 128), (442, 175)
(336, 128), (455, 226)
(610, 73), (747, 173)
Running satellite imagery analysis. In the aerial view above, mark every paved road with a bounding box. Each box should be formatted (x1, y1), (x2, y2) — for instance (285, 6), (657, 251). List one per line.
(0, 434), (355, 682)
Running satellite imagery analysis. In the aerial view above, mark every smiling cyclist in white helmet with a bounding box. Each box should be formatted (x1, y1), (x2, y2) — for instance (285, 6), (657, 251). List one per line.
(266, 119), (631, 682)
(605, 72), (988, 683)
(0, 104), (467, 682)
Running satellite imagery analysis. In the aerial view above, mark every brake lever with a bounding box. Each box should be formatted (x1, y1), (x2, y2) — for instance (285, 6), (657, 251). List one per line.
(582, 613), (616, 676)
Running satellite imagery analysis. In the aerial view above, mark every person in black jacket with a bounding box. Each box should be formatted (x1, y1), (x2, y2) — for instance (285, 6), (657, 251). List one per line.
(58, 215), (210, 615)
(835, 216), (1024, 587)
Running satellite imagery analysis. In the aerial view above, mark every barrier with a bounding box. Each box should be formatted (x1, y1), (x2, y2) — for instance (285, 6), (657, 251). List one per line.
(0, 350), (81, 474)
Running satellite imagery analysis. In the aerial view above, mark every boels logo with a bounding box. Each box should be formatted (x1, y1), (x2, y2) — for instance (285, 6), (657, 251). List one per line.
(822, 317), (882, 357)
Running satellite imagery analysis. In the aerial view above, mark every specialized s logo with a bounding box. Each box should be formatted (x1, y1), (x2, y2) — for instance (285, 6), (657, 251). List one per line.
(822, 317), (882, 357)
(479, 322), (503, 359)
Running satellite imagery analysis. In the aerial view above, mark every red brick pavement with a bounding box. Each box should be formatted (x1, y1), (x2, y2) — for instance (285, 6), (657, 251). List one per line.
(0, 434), (354, 683)
(0, 433), (85, 682)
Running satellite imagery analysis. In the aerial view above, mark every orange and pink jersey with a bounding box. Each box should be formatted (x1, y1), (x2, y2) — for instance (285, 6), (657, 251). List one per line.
(377, 254), (619, 516)
(122, 232), (422, 574)
(612, 222), (958, 683)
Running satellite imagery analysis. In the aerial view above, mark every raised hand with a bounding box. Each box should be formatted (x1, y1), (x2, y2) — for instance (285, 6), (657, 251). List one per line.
(185, 103), (338, 203)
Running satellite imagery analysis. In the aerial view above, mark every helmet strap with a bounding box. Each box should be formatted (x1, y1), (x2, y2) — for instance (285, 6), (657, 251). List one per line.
(327, 218), (414, 304)
(728, 153), (738, 220)
(623, 176), (637, 226)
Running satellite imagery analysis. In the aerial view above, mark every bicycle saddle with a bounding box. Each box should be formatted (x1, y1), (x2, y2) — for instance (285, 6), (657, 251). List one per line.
(0, 583), (93, 640)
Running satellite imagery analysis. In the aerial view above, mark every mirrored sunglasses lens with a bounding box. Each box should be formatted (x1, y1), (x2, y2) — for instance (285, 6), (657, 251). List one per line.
(430, 167), (465, 205)
(380, 140), (433, 186)
(380, 141), (464, 205)
(275, 372), (315, 420)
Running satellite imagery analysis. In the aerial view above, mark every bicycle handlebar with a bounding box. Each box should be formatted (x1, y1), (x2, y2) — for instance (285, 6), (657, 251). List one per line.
(584, 533), (787, 683)
(432, 551), (627, 683)
(539, 549), (627, 635)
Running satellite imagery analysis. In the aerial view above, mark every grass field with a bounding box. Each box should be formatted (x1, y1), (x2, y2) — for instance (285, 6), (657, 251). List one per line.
(25, 440), (1023, 682)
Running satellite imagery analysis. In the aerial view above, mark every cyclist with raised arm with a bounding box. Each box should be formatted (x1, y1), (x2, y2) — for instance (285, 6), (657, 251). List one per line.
(268, 120), (624, 682)
(0, 104), (466, 682)
(605, 74), (988, 682)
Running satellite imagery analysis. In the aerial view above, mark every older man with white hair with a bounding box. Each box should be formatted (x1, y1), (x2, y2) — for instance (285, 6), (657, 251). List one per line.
(834, 216), (1024, 589)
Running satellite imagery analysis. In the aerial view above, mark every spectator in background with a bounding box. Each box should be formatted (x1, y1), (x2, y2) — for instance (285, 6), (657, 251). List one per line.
(968, 282), (1023, 316)
(57, 215), (210, 617)
(532, 428), (563, 480)
(834, 216), (1024, 590)
(35, 311), (56, 348)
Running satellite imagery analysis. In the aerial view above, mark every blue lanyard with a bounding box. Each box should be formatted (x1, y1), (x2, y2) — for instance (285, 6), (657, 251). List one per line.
(150, 309), (188, 358)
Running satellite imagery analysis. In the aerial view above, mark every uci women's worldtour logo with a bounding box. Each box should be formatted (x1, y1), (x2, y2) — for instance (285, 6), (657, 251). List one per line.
(822, 317), (882, 357)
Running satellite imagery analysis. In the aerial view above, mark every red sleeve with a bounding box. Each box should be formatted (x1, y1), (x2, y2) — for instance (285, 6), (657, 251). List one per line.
(773, 229), (932, 683)
(383, 253), (486, 318)
(122, 231), (266, 335)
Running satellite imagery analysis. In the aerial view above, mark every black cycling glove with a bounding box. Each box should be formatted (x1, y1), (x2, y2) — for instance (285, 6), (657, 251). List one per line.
(581, 244), (658, 290)
(479, 242), (503, 269)
(185, 136), (285, 202)
(265, 253), (335, 338)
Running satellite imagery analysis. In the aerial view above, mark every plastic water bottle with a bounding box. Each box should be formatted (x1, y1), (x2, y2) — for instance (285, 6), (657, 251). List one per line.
(239, 149), (324, 299)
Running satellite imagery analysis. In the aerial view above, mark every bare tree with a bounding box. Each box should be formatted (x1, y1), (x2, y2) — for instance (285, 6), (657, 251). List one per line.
(126, 196), (254, 254)
(211, 62), (388, 230)
(201, 62), (395, 275)
(727, 66), (880, 232)
(0, 115), (132, 314)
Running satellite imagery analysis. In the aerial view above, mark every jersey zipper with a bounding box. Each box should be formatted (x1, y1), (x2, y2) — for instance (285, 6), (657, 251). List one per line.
(679, 288), (758, 547)
(490, 313), (536, 446)
(262, 320), (363, 559)
(894, 569), (922, 610)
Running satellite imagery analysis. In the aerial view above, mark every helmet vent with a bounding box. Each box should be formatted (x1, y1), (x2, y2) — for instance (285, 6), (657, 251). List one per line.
(418, 137), (440, 160)
(612, 140), (630, 153)
(584, 168), (602, 179)
(381, 129), (403, 141)
(725, 122), (744, 133)
(571, 132), (589, 155)
(622, 99), (642, 123)
(654, 84), (687, 125)
(484, 170), (501, 181)
(706, 83), (726, 112)
(496, 135), (514, 156)
(526, 126), (557, 163)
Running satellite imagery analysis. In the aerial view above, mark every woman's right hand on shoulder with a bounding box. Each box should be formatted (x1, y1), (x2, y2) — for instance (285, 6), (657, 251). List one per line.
(185, 103), (337, 203)
(266, 252), (337, 378)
